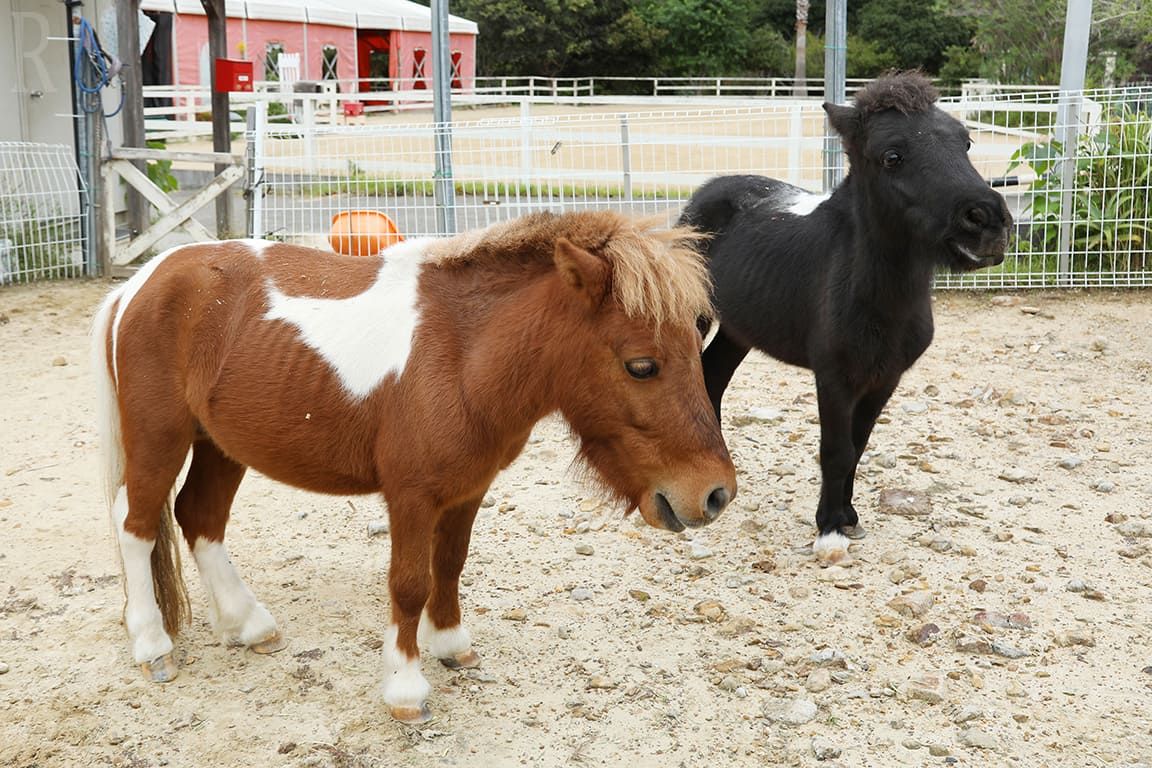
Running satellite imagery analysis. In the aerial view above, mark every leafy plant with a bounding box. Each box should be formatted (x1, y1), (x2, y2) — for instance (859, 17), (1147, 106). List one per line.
(145, 139), (179, 194)
(1008, 102), (1152, 275)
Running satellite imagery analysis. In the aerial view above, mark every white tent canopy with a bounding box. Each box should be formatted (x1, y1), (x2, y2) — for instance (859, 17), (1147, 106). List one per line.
(140, 0), (478, 34)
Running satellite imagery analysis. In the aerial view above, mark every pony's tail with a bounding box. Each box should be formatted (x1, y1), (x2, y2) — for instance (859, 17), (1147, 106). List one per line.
(91, 290), (190, 637)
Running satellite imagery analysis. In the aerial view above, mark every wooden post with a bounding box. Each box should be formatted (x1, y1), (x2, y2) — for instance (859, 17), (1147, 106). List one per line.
(203, 0), (233, 236)
(117, 0), (148, 238)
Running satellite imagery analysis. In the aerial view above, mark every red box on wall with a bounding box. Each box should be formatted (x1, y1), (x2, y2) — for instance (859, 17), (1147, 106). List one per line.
(215, 59), (253, 92)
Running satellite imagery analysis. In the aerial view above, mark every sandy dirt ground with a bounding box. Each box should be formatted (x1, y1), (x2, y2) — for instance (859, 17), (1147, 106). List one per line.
(1, 280), (1151, 768)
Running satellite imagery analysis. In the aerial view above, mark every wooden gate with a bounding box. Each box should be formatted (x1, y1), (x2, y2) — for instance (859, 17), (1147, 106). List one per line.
(100, 146), (244, 274)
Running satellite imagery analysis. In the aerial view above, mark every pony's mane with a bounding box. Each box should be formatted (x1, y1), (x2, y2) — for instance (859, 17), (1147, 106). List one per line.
(854, 71), (938, 115)
(432, 211), (713, 330)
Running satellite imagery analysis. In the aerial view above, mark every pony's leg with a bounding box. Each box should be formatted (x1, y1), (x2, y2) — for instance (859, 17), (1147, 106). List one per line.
(419, 498), (482, 669)
(175, 440), (283, 653)
(812, 376), (858, 563)
(382, 499), (439, 723)
(700, 326), (750, 421)
(116, 432), (195, 682)
(840, 384), (898, 540)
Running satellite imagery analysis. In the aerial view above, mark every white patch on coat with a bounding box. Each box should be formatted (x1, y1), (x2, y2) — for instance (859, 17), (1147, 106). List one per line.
(113, 487), (174, 663)
(381, 624), (432, 710)
(786, 191), (831, 216)
(263, 238), (431, 399)
(418, 609), (473, 659)
(191, 538), (278, 646)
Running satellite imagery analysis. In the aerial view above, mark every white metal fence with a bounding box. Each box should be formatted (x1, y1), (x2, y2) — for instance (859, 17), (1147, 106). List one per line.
(0, 143), (88, 285)
(248, 85), (1152, 288)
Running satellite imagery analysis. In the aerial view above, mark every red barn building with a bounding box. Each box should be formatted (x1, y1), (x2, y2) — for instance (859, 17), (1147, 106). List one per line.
(139, 0), (477, 94)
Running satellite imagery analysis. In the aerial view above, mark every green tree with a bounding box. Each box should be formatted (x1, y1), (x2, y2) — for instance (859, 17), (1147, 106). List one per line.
(856, 0), (973, 73)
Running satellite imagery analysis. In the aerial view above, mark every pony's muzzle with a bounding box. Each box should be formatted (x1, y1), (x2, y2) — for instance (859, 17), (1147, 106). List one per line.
(653, 484), (733, 531)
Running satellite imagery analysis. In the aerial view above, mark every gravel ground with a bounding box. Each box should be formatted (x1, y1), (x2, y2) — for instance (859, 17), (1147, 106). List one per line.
(1, 280), (1151, 768)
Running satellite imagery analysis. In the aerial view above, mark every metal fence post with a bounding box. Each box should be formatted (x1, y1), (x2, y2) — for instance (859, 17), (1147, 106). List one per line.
(620, 114), (633, 204)
(1056, 0), (1093, 285)
(247, 102), (267, 238)
(822, 0), (847, 191)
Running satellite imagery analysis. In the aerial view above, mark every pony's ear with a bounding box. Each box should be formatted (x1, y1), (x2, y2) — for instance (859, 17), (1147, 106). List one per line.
(553, 237), (609, 308)
(823, 102), (861, 151)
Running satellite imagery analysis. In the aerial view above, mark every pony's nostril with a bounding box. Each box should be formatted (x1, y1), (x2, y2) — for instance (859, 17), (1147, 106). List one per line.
(965, 206), (988, 228)
(704, 486), (730, 522)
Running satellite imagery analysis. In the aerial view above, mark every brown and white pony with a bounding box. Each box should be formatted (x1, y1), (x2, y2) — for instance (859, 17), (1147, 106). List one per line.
(92, 211), (736, 723)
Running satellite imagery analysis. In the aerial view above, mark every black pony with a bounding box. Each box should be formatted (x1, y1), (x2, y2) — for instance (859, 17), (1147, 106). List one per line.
(680, 72), (1012, 563)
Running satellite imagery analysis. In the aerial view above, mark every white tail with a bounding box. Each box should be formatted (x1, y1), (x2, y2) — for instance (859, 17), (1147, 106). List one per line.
(91, 288), (126, 506)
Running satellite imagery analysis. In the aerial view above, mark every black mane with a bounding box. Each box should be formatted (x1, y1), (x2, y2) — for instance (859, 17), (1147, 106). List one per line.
(854, 71), (938, 115)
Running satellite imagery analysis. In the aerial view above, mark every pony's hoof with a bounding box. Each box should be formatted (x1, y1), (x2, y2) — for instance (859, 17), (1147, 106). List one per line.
(140, 654), (180, 683)
(389, 703), (433, 724)
(249, 631), (287, 655)
(841, 524), (867, 540)
(439, 649), (481, 669)
(812, 531), (852, 565)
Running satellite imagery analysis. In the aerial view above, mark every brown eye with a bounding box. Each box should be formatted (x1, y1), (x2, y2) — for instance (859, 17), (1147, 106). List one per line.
(625, 358), (659, 380)
(882, 150), (902, 168)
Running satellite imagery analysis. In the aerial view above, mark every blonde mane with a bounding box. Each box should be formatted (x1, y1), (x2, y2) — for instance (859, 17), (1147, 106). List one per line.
(429, 211), (713, 331)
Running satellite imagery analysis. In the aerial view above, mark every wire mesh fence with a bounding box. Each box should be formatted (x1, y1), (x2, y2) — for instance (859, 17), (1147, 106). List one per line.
(0, 143), (88, 286)
(250, 86), (1152, 289)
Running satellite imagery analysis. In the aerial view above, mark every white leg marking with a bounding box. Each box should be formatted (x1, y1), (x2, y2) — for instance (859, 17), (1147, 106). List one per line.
(418, 609), (473, 658)
(191, 538), (278, 646)
(813, 531), (852, 564)
(381, 624), (431, 710)
(263, 238), (431, 398)
(113, 488), (173, 663)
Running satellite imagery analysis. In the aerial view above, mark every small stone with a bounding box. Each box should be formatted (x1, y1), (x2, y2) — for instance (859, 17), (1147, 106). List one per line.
(570, 587), (594, 601)
(769, 698), (818, 726)
(1065, 579), (1089, 593)
(1006, 680), (1027, 698)
(951, 705), (984, 724)
(747, 406), (784, 422)
(906, 622), (941, 647)
(809, 648), (848, 668)
(628, 589), (650, 602)
(990, 642), (1030, 659)
(928, 744), (952, 757)
(694, 600), (726, 622)
(888, 590), (935, 618)
(366, 520), (389, 536)
(501, 608), (528, 621)
(1090, 480), (1116, 493)
(901, 402), (929, 414)
(958, 728), (999, 750)
(898, 675), (944, 704)
(688, 542), (714, 559)
(878, 488), (932, 516)
(789, 585), (811, 599)
(52, 356), (67, 367)
(588, 675), (617, 690)
(0, 662), (8, 675)
(1052, 630), (1095, 648)
(574, 543), (594, 556)
(875, 453), (899, 469)
(107, 732), (127, 745)
(968, 579), (987, 593)
(718, 675), (742, 693)
(1116, 521), (1152, 539)
(806, 668), (832, 692)
(990, 295), (1021, 306)
(1059, 456), (1083, 470)
(811, 736), (841, 761)
(999, 467), (1035, 484)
